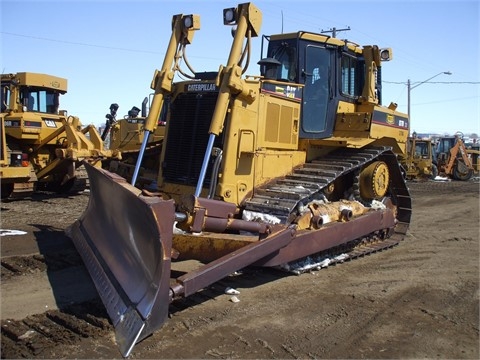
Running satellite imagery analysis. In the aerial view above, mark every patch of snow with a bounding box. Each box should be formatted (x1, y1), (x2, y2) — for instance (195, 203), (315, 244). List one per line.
(0, 229), (27, 236)
(242, 210), (281, 224)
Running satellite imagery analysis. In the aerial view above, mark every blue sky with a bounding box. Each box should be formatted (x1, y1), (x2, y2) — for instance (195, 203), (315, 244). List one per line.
(1, 0), (479, 135)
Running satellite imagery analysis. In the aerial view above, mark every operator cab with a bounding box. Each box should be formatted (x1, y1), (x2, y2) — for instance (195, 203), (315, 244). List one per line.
(435, 136), (456, 162)
(260, 32), (380, 140)
(1, 73), (67, 115)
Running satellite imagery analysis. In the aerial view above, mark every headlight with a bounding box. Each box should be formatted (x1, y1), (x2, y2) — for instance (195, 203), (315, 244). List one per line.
(183, 15), (193, 28)
(379, 48), (393, 61)
(223, 8), (236, 25)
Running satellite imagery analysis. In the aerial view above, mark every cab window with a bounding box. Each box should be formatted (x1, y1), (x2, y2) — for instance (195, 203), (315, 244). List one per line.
(267, 40), (298, 82)
(21, 88), (59, 114)
(341, 54), (361, 98)
(1, 84), (9, 112)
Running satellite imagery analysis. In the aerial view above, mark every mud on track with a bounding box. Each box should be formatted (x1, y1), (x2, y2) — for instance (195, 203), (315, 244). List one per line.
(1, 181), (479, 359)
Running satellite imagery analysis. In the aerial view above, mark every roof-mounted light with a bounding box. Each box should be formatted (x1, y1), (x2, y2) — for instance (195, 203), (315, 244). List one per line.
(380, 48), (393, 61)
(183, 15), (193, 28)
(223, 7), (236, 25)
(182, 14), (199, 30)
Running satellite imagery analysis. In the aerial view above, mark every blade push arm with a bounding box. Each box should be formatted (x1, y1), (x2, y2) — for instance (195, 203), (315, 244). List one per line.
(195, 2), (262, 196)
(132, 14), (200, 185)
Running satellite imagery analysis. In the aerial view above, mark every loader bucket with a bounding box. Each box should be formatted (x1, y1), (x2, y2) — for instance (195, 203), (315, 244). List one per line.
(66, 161), (176, 357)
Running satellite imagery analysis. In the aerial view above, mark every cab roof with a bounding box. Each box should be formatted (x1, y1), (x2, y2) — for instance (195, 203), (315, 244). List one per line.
(269, 31), (364, 54)
(1, 72), (68, 93)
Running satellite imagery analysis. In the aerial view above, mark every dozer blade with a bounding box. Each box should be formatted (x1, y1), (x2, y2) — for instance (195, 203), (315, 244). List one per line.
(66, 161), (175, 357)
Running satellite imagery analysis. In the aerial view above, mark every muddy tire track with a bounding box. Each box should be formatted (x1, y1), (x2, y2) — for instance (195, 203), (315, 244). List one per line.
(1, 299), (111, 358)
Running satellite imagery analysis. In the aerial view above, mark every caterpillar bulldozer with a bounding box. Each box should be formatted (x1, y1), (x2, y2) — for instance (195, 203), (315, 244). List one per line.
(67, 3), (411, 357)
(0, 72), (120, 199)
(401, 135), (437, 180)
(101, 98), (166, 187)
(434, 132), (475, 180)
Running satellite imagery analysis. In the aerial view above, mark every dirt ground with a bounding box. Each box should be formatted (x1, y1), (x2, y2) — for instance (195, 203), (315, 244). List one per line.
(1, 179), (479, 359)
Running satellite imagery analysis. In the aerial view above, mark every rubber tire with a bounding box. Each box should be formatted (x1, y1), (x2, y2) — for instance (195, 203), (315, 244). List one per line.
(453, 161), (473, 181)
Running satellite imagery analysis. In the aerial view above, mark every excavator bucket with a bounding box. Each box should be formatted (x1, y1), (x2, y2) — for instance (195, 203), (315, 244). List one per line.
(66, 161), (176, 357)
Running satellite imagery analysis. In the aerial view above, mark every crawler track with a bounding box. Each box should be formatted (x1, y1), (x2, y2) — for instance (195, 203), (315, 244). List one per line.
(246, 146), (411, 232)
(5, 163), (90, 200)
(246, 147), (412, 241)
(246, 146), (411, 270)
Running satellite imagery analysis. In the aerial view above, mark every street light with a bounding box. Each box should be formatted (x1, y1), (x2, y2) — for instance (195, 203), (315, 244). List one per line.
(407, 71), (452, 134)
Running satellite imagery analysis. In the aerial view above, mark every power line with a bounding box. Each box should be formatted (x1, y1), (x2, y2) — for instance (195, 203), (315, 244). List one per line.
(384, 80), (480, 85)
(411, 95), (480, 106)
(1, 31), (162, 54)
(1, 31), (221, 61)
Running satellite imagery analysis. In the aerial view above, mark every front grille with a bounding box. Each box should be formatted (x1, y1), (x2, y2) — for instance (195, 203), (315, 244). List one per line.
(163, 91), (222, 187)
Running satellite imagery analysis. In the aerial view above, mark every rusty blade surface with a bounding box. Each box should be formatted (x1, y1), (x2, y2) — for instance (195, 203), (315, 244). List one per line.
(66, 162), (176, 357)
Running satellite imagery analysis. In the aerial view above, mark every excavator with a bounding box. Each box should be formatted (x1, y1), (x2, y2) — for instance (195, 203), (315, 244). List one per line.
(434, 132), (475, 180)
(0, 72), (120, 198)
(67, 3), (411, 357)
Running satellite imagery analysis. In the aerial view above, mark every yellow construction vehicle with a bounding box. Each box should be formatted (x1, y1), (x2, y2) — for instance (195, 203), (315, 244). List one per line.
(102, 98), (166, 187)
(401, 135), (437, 180)
(68, 3), (411, 356)
(434, 132), (475, 180)
(0, 72), (120, 198)
(466, 145), (480, 173)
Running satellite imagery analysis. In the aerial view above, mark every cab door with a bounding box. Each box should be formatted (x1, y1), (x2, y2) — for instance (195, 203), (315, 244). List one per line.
(300, 45), (335, 139)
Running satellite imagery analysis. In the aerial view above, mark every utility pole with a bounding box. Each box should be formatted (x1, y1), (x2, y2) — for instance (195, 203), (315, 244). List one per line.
(407, 71), (452, 135)
(321, 26), (350, 38)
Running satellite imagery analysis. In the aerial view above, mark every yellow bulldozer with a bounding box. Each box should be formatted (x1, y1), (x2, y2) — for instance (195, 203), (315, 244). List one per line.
(0, 72), (120, 199)
(68, 3), (411, 356)
(466, 143), (480, 173)
(101, 98), (166, 187)
(401, 135), (437, 180)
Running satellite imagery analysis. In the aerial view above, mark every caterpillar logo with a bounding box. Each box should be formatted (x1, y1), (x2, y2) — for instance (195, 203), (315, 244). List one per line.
(187, 83), (217, 92)
(386, 114), (395, 125)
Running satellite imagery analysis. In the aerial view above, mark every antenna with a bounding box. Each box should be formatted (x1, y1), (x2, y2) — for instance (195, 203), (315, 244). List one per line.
(321, 26), (350, 38)
(281, 10), (284, 33)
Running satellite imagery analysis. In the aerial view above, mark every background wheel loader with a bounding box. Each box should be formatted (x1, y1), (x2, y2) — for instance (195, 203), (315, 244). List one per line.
(0, 72), (120, 199)
(434, 132), (475, 180)
(68, 3), (411, 356)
